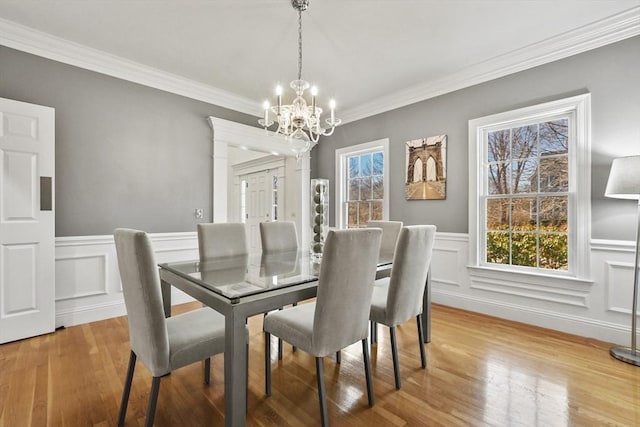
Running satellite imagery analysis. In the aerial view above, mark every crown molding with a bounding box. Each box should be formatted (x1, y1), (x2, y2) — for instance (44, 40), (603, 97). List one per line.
(340, 6), (640, 124)
(0, 17), (263, 117)
(1, 7), (638, 124)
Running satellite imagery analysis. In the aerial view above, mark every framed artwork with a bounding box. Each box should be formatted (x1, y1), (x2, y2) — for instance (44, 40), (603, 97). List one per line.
(405, 135), (447, 200)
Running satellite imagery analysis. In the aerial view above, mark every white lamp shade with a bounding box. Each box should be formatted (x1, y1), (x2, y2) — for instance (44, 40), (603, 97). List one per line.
(605, 155), (640, 200)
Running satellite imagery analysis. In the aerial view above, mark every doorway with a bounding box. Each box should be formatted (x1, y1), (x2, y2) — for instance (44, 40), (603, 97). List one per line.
(208, 117), (311, 251)
(233, 155), (286, 251)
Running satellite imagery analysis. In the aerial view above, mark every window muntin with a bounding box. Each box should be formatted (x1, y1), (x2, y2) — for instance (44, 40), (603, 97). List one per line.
(336, 139), (389, 229)
(483, 117), (570, 271)
(346, 151), (384, 227)
(469, 94), (590, 281)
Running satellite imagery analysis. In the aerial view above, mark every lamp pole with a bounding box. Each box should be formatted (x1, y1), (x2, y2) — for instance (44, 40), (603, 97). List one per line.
(610, 200), (640, 365)
(606, 155), (640, 366)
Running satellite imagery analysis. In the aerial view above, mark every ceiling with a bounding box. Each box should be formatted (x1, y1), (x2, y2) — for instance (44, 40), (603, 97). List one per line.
(0, 1), (639, 123)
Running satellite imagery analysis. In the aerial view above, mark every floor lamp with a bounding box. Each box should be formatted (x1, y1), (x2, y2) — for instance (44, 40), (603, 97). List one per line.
(605, 155), (640, 366)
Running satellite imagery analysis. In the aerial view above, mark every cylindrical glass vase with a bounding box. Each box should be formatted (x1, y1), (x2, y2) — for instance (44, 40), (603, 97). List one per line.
(310, 179), (329, 260)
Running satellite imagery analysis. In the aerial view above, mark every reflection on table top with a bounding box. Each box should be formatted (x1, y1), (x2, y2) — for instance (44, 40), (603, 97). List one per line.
(159, 251), (319, 300)
(160, 251), (393, 302)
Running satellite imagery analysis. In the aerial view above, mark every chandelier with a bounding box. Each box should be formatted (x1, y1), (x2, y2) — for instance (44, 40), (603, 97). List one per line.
(259, 0), (341, 155)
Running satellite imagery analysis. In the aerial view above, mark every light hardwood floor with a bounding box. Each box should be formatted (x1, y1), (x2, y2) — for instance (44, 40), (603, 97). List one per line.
(1, 302), (639, 426)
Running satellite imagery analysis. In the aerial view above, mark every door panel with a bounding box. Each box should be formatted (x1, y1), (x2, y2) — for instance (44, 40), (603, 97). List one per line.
(2, 243), (37, 315)
(2, 151), (38, 221)
(246, 171), (269, 252)
(0, 97), (55, 344)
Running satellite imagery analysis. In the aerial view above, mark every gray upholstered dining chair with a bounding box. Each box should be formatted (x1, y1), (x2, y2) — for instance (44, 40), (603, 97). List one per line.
(366, 220), (403, 262)
(369, 225), (436, 390)
(260, 220), (299, 359)
(263, 228), (382, 427)
(114, 228), (235, 427)
(366, 220), (403, 343)
(197, 222), (248, 259)
(260, 220), (298, 253)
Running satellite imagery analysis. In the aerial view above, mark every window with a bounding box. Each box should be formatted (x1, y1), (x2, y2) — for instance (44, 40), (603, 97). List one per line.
(336, 139), (389, 228)
(469, 94), (591, 279)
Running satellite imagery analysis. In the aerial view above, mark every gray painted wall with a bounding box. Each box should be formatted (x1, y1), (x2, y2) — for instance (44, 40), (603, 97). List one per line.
(0, 46), (256, 237)
(312, 36), (640, 241)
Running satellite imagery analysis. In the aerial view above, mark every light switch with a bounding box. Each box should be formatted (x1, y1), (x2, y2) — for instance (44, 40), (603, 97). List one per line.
(195, 208), (203, 219)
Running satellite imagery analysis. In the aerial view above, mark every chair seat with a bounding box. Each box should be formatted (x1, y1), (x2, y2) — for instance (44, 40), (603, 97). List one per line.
(369, 279), (392, 326)
(166, 308), (227, 372)
(264, 303), (317, 355)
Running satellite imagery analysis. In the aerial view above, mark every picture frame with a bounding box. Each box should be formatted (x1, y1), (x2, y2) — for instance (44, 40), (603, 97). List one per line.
(405, 135), (447, 200)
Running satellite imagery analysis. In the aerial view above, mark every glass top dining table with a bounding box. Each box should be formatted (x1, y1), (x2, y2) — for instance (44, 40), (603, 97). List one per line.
(158, 250), (428, 427)
(161, 250), (331, 302)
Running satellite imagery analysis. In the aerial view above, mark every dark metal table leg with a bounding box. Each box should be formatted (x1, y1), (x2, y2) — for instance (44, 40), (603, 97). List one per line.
(161, 279), (172, 318)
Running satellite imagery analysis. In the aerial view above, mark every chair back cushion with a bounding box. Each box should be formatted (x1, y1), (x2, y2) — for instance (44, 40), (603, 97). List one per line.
(386, 225), (437, 325)
(367, 220), (403, 262)
(197, 223), (248, 259)
(114, 228), (170, 375)
(260, 221), (299, 253)
(312, 228), (382, 355)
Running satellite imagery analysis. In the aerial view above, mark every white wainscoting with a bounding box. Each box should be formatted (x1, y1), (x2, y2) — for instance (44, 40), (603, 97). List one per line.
(55, 231), (636, 344)
(54, 232), (198, 328)
(431, 234), (637, 345)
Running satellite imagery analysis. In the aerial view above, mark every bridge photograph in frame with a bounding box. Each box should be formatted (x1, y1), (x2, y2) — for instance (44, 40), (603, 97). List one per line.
(405, 135), (447, 200)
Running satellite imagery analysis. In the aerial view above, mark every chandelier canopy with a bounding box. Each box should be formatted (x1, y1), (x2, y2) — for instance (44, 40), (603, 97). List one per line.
(259, 0), (341, 155)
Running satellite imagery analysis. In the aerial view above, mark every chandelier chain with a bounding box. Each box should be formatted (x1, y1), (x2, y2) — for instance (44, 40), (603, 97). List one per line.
(297, 7), (303, 82)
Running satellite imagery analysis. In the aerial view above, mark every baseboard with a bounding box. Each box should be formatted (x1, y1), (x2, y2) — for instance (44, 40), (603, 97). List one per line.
(56, 300), (127, 328)
(433, 289), (627, 344)
(55, 289), (196, 328)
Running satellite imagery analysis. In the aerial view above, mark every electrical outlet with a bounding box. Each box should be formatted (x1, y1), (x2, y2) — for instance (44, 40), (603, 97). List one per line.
(195, 208), (203, 219)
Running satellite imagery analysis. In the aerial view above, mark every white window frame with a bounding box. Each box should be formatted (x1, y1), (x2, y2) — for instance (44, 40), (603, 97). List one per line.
(335, 138), (390, 229)
(468, 94), (591, 282)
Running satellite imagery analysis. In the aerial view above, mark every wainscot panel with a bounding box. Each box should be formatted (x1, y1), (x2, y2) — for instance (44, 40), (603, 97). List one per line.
(431, 234), (635, 345)
(55, 232), (636, 345)
(55, 232), (198, 327)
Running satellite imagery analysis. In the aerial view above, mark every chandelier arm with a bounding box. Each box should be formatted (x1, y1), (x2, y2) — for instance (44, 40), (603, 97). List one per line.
(310, 130), (320, 144)
(275, 121), (284, 135)
(320, 126), (336, 137)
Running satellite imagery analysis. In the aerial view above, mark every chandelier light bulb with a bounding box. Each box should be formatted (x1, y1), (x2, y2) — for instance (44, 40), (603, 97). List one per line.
(275, 85), (283, 96)
(263, 100), (269, 125)
(311, 86), (318, 115)
(329, 99), (336, 124)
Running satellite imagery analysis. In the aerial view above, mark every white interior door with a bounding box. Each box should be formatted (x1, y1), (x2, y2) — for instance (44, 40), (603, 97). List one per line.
(0, 97), (55, 344)
(245, 170), (270, 251)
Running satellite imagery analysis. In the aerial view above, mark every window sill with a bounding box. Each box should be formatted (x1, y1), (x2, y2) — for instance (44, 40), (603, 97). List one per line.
(466, 265), (593, 290)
